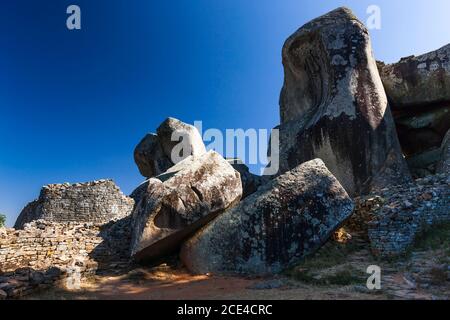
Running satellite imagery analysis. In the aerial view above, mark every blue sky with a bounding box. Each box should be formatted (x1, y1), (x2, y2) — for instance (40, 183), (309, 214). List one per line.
(1, 0), (449, 226)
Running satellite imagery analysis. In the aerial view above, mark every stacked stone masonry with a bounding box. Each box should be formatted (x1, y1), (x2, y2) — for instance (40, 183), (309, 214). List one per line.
(355, 174), (450, 257)
(14, 180), (134, 229)
(0, 219), (132, 299)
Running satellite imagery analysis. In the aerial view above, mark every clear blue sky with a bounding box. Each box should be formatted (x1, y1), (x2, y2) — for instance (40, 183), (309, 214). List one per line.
(1, 0), (449, 226)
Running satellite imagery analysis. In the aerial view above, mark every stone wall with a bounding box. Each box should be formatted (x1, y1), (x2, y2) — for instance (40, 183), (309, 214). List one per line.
(356, 174), (450, 257)
(14, 180), (134, 229)
(0, 218), (132, 299)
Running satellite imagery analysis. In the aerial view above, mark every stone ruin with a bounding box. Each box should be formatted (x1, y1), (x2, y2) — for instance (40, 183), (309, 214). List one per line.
(1, 180), (134, 298)
(14, 180), (134, 229)
(1, 6), (450, 299)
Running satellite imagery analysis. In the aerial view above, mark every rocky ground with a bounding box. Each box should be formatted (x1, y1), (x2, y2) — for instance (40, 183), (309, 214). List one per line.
(25, 223), (450, 300)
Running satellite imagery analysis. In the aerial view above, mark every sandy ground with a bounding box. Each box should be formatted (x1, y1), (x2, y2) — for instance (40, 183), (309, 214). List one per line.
(25, 227), (450, 300)
(25, 267), (387, 300)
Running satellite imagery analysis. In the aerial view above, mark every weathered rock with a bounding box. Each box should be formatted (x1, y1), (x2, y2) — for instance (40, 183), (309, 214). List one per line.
(0, 289), (6, 300)
(378, 45), (450, 173)
(275, 7), (410, 196)
(379, 44), (450, 109)
(157, 117), (206, 162)
(134, 118), (207, 178)
(227, 159), (265, 198)
(130, 151), (242, 263)
(14, 180), (134, 229)
(437, 129), (450, 174)
(406, 148), (441, 178)
(134, 133), (172, 178)
(180, 159), (354, 275)
(394, 106), (449, 157)
(129, 180), (150, 208)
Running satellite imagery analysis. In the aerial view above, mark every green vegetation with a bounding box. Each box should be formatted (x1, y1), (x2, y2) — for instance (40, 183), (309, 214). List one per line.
(0, 213), (6, 228)
(413, 222), (450, 252)
(285, 239), (367, 286)
(287, 265), (365, 286)
(291, 239), (362, 270)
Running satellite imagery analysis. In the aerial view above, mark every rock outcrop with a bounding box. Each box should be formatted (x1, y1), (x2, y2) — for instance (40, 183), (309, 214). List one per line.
(437, 129), (450, 174)
(14, 180), (134, 229)
(130, 151), (242, 263)
(134, 118), (206, 178)
(157, 117), (206, 162)
(378, 44), (450, 109)
(180, 159), (354, 275)
(378, 45), (450, 177)
(274, 7), (410, 196)
(134, 133), (173, 179)
(392, 105), (449, 158)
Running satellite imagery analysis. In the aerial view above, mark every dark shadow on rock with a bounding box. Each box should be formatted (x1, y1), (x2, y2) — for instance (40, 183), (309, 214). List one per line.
(88, 216), (136, 276)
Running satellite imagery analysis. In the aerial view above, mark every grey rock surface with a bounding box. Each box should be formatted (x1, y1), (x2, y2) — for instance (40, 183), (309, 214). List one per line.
(156, 117), (206, 162)
(275, 7), (410, 196)
(379, 44), (450, 109)
(134, 133), (173, 178)
(227, 159), (266, 198)
(180, 159), (354, 275)
(134, 118), (206, 178)
(130, 151), (242, 263)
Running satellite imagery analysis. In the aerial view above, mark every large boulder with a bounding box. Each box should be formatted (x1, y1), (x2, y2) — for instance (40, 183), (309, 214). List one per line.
(130, 151), (242, 263)
(156, 117), (206, 161)
(378, 44), (450, 109)
(437, 129), (450, 174)
(134, 133), (173, 178)
(14, 180), (134, 229)
(134, 118), (206, 178)
(274, 7), (410, 196)
(180, 159), (354, 275)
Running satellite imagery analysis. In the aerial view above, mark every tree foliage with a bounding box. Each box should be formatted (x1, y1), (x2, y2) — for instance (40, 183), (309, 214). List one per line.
(0, 214), (6, 228)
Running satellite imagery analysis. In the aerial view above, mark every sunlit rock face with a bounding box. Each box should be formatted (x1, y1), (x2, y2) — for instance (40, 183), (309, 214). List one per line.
(130, 151), (242, 263)
(379, 44), (450, 110)
(180, 159), (354, 275)
(134, 117), (206, 178)
(275, 7), (410, 196)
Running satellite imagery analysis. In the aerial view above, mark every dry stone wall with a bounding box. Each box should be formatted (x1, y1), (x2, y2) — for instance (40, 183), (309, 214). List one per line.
(0, 218), (132, 299)
(14, 180), (134, 229)
(353, 174), (450, 257)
